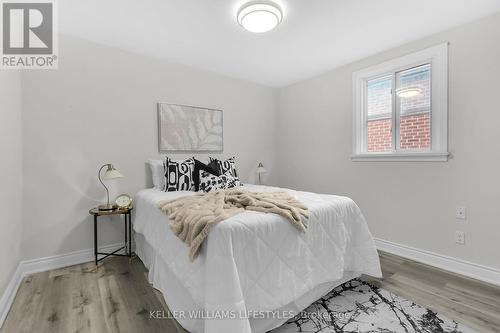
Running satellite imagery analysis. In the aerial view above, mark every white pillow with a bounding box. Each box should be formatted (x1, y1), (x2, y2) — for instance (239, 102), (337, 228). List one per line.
(148, 159), (165, 190)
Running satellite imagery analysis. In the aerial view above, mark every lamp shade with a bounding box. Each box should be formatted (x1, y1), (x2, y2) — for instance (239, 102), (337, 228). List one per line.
(103, 165), (123, 180)
(256, 162), (267, 174)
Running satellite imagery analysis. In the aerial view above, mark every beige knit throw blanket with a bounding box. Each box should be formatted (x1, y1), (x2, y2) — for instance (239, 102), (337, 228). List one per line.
(158, 188), (309, 261)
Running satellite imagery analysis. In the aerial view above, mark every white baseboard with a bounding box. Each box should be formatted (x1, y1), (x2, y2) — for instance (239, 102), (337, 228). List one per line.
(0, 242), (125, 328)
(0, 264), (23, 329)
(21, 242), (126, 276)
(374, 237), (500, 287)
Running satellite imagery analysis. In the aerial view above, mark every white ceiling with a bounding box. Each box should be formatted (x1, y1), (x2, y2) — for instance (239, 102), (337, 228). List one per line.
(60, 0), (500, 87)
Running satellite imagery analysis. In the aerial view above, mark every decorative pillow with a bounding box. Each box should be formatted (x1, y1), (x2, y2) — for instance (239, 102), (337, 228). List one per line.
(208, 157), (238, 177)
(163, 157), (195, 192)
(207, 159), (220, 175)
(148, 159), (165, 190)
(199, 170), (241, 192)
(193, 159), (220, 192)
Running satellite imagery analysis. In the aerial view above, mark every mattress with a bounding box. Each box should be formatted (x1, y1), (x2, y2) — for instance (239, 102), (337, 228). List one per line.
(133, 185), (382, 333)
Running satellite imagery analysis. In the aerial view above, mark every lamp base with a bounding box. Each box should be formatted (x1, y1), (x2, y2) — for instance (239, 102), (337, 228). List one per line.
(98, 203), (117, 211)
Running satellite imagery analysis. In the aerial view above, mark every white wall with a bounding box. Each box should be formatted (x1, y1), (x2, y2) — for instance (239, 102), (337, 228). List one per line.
(20, 35), (278, 261)
(10, 10), (500, 275)
(276, 13), (500, 270)
(0, 72), (23, 295)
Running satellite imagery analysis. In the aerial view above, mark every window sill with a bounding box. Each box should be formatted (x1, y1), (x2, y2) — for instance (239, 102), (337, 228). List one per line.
(351, 152), (449, 162)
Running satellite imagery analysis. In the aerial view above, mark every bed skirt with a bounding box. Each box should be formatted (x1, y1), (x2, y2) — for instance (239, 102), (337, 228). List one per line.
(135, 232), (360, 333)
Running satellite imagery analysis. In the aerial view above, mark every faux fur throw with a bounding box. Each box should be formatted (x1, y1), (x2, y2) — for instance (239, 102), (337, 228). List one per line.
(158, 189), (309, 261)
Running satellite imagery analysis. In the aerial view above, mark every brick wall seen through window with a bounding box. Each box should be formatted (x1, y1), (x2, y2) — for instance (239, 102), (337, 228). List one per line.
(367, 65), (431, 152)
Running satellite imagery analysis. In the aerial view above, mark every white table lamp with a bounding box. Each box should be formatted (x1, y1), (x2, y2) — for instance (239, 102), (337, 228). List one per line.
(256, 162), (267, 185)
(98, 163), (124, 211)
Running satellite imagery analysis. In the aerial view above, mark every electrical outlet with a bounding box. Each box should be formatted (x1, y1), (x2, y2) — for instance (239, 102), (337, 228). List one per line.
(456, 206), (466, 220)
(455, 231), (465, 245)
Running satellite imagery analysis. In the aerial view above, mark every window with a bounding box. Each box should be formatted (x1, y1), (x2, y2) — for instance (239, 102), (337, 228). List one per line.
(352, 44), (449, 161)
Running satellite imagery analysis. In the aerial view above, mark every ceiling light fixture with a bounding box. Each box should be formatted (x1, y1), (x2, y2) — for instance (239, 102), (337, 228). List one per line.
(237, 1), (283, 33)
(395, 86), (424, 98)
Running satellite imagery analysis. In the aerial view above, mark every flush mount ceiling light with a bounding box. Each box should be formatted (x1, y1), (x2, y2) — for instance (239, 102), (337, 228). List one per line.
(237, 1), (283, 33)
(395, 86), (424, 98)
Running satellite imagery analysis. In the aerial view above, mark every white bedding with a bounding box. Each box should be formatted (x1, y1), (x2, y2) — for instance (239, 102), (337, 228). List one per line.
(133, 185), (382, 333)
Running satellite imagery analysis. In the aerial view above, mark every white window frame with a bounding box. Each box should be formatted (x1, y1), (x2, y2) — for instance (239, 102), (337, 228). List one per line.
(352, 43), (449, 162)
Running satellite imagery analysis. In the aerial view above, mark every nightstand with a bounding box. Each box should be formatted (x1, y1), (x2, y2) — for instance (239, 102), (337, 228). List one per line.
(89, 207), (133, 266)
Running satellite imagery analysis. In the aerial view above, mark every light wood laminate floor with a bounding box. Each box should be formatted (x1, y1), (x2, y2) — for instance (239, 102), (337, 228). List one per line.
(2, 251), (499, 333)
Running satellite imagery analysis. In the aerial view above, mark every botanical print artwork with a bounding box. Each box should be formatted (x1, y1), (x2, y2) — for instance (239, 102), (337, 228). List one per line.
(158, 103), (223, 152)
(271, 279), (477, 333)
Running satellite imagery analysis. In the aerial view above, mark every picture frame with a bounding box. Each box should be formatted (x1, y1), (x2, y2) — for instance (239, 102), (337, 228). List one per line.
(157, 103), (223, 152)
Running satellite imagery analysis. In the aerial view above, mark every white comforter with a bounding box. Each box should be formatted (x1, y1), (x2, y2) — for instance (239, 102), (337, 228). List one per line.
(134, 185), (382, 333)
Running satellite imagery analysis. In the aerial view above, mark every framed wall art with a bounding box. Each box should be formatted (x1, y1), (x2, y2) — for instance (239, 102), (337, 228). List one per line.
(157, 103), (223, 152)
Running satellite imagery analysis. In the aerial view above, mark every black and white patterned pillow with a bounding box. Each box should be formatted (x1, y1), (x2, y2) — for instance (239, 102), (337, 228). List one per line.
(199, 170), (241, 192)
(208, 157), (238, 177)
(163, 157), (195, 192)
(193, 159), (220, 192)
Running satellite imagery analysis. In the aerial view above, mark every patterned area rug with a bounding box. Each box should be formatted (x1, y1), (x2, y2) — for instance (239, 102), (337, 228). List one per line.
(271, 279), (477, 333)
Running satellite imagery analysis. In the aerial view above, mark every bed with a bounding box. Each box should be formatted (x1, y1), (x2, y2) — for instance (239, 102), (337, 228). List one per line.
(133, 184), (382, 333)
